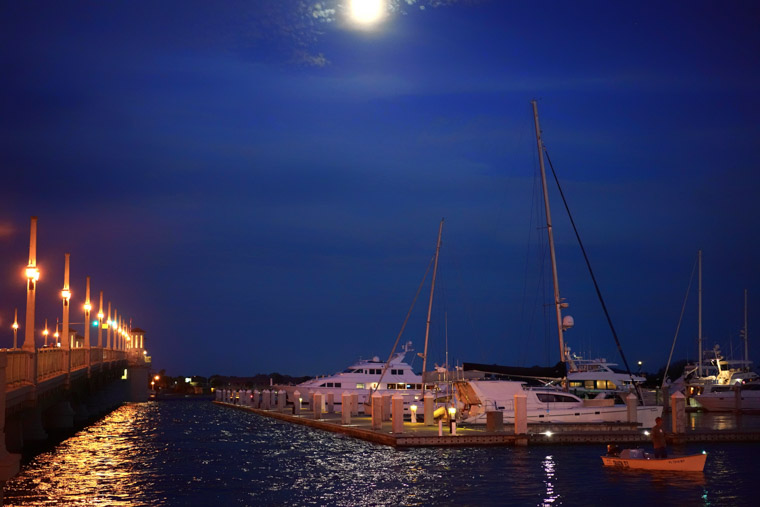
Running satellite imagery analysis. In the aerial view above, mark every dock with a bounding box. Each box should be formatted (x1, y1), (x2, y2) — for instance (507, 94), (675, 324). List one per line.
(213, 401), (760, 447)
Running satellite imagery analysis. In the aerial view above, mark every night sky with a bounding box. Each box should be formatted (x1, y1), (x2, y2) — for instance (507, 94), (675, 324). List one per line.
(1, 1), (759, 379)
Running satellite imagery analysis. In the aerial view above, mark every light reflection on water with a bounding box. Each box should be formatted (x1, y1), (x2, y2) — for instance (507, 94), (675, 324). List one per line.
(4, 400), (759, 506)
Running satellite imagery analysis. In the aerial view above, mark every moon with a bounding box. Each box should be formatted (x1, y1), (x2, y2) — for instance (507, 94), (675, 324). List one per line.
(349, 0), (386, 25)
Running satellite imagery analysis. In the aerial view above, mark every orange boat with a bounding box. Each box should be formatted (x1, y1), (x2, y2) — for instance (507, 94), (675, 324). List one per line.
(601, 448), (707, 472)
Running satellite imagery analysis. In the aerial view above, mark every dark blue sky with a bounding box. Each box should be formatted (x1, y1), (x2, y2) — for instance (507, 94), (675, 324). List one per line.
(1, 0), (759, 378)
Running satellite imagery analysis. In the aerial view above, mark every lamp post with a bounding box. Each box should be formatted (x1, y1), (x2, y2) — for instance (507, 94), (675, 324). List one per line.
(637, 361), (643, 374)
(54, 319), (59, 347)
(106, 302), (112, 350)
(23, 216), (40, 352)
(42, 319), (49, 347)
(83, 276), (91, 350)
(12, 308), (19, 349)
(97, 291), (104, 348)
(61, 253), (71, 353)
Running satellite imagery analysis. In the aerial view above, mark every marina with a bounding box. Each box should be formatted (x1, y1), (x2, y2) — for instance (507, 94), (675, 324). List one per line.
(212, 396), (760, 448)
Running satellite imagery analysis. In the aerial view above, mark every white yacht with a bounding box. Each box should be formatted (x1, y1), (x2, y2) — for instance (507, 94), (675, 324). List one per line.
(565, 349), (646, 396)
(454, 379), (662, 428)
(693, 382), (760, 412)
(283, 342), (432, 412)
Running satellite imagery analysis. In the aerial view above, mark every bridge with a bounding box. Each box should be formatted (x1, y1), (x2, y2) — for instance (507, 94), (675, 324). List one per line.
(1, 217), (152, 496)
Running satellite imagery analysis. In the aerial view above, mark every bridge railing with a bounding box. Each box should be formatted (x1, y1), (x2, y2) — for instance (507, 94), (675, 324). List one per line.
(5, 350), (33, 386)
(90, 347), (103, 364)
(71, 348), (87, 370)
(37, 348), (65, 381)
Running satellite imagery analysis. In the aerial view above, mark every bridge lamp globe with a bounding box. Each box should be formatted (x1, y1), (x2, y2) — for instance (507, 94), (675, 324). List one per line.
(84, 302), (92, 312)
(12, 321), (18, 331)
(61, 289), (71, 301)
(25, 266), (40, 281)
(97, 311), (104, 320)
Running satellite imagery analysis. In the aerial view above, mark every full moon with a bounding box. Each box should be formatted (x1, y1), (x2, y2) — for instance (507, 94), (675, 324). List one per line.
(349, 0), (385, 25)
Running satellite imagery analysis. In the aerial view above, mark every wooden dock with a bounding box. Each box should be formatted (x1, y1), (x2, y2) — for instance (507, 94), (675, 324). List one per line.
(213, 401), (760, 447)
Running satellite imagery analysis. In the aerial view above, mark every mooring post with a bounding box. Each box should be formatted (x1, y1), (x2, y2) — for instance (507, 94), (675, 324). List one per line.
(341, 392), (351, 424)
(371, 392), (382, 430)
(670, 391), (686, 441)
(626, 393), (638, 423)
(424, 391), (434, 426)
(391, 394), (404, 434)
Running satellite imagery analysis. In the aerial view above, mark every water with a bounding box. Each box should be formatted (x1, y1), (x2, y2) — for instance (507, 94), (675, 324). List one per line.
(4, 399), (758, 506)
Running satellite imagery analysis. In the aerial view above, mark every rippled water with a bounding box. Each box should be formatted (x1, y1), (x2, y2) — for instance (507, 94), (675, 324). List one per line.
(4, 399), (758, 506)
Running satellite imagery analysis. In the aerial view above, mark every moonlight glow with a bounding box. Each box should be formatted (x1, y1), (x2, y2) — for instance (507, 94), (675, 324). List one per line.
(349, 0), (385, 25)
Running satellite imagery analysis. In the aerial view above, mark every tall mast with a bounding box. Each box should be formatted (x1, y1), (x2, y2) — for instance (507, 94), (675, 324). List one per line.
(744, 289), (749, 366)
(531, 100), (566, 366)
(698, 249), (702, 377)
(421, 218), (444, 394)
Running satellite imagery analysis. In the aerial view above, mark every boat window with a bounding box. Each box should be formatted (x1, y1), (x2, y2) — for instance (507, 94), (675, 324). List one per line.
(569, 381), (583, 388)
(334, 383), (341, 388)
(356, 383), (365, 389)
(387, 383), (397, 389)
(584, 381), (595, 389)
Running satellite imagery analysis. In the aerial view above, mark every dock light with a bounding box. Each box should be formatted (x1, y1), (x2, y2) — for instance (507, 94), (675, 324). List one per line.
(544, 431), (553, 437)
(643, 430), (650, 436)
(25, 266), (40, 281)
(185, 377), (192, 383)
(410, 404), (418, 424)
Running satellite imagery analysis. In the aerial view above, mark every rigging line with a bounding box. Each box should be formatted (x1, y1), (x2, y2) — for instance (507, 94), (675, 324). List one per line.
(662, 254), (698, 389)
(542, 148), (644, 404)
(370, 253), (436, 398)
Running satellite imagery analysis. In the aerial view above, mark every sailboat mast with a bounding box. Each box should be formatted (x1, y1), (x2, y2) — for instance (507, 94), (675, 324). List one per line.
(744, 289), (749, 366)
(698, 249), (703, 377)
(421, 218), (444, 394)
(531, 100), (566, 366)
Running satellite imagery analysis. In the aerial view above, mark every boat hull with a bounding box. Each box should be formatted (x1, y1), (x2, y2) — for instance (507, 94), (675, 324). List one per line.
(601, 453), (706, 472)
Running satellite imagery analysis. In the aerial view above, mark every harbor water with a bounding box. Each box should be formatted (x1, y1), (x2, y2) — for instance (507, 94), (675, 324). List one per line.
(4, 399), (759, 506)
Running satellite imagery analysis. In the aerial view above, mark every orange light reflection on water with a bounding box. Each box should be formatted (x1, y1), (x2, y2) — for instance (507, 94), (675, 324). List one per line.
(5, 403), (161, 506)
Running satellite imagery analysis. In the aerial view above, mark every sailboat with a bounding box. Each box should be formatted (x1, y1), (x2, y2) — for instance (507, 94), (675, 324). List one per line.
(667, 255), (758, 405)
(454, 101), (663, 428)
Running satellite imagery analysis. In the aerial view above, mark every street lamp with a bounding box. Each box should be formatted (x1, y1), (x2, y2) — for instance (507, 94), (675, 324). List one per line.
(637, 361), (643, 374)
(12, 308), (19, 349)
(42, 318), (49, 347)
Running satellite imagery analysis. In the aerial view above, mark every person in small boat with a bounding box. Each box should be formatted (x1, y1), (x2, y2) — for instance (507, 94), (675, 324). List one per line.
(651, 416), (667, 459)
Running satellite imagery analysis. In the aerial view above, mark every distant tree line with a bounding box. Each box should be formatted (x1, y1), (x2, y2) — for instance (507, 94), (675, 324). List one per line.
(208, 373), (312, 389)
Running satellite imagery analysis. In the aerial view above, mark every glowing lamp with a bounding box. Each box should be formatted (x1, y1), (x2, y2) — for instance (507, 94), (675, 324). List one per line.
(54, 331), (59, 338)
(97, 311), (104, 320)
(448, 407), (456, 418)
(92, 320), (99, 327)
(12, 322), (18, 330)
(25, 266), (40, 281)
(154, 375), (160, 381)
(84, 302), (92, 312)
(61, 289), (71, 300)
(43, 329), (48, 336)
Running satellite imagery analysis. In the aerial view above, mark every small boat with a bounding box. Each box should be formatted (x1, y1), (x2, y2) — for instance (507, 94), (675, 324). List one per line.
(601, 447), (707, 472)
